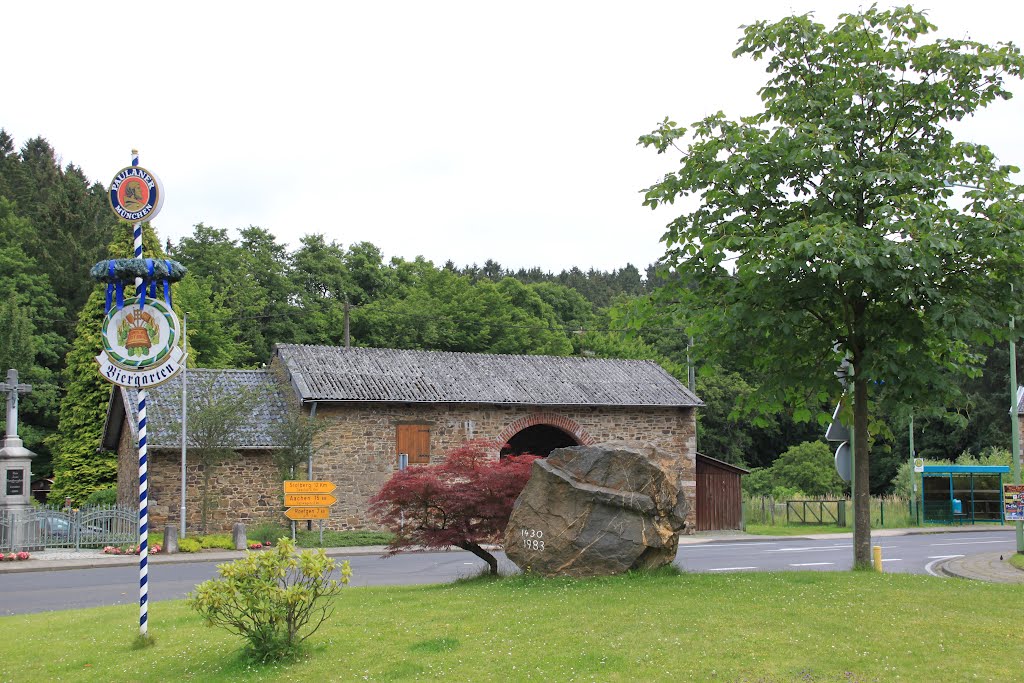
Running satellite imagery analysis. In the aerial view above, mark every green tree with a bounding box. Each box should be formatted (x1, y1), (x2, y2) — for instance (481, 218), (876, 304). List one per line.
(269, 368), (326, 482)
(639, 7), (1024, 567)
(48, 225), (165, 503)
(770, 441), (845, 498)
(0, 301), (35, 384)
(185, 371), (264, 533)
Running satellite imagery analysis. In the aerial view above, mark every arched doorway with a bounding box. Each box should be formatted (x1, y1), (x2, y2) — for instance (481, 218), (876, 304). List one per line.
(500, 424), (579, 458)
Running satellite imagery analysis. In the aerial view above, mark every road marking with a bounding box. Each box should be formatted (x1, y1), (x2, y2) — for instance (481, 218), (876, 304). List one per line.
(929, 540), (1009, 547)
(707, 566), (758, 571)
(789, 562), (834, 567)
(925, 555), (963, 577)
(927, 555), (963, 559)
(881, 558), (902, 562)
(687, 543), (780, 549)
(763, 545), (849, 553)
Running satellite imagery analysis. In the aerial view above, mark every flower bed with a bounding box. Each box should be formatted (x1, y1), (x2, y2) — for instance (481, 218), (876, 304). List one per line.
(0, 552), (30, 561)
(103, 543), (162, 556)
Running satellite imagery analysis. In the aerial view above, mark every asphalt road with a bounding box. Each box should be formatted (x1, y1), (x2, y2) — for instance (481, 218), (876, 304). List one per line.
(1, 530), (1018, 616)
(674, 529), (1018, 575)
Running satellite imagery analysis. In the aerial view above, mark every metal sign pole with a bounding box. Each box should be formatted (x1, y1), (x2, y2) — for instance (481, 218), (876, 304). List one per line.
(180, 312), (187, 540)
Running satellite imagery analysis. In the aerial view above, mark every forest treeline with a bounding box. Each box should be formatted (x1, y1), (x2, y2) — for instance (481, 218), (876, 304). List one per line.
(0, 131), (1018, 502)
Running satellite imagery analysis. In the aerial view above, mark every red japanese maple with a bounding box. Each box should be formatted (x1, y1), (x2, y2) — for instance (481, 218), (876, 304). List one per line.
(369, 440), (538, 575)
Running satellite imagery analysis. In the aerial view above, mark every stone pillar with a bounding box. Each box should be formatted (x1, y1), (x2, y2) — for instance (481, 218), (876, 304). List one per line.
(232, 522), (246, 550)
(0, 369), (37, 550)
(163, 524), (178, 554)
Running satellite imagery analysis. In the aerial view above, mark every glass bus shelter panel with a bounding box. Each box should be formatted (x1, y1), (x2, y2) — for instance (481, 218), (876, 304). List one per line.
(951, 474), (973, 523)
(922, 475), (953, 524)
(970, 474), (1003, 522)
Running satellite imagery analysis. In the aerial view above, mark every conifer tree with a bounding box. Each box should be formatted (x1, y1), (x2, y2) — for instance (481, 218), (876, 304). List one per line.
(48, 224), (165, 503)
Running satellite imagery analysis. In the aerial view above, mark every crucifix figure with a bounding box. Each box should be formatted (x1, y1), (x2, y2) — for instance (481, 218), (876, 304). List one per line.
(1, 368), (32, 443)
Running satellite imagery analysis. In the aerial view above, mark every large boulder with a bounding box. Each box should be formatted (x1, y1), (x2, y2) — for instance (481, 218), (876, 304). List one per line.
(503, 441), (689, 577)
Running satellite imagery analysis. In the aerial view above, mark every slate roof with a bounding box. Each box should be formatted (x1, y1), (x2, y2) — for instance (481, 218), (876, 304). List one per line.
(274, 344), (701, 407)
(110, 369), (290, 450)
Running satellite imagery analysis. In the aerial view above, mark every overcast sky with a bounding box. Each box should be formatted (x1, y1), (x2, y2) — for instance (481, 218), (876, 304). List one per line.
(5, 2), (1023, 273)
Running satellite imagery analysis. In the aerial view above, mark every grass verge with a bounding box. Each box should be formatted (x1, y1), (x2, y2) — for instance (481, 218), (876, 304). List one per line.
(743, 524), (848, 536)
(1010, 553), (1024, 572)
(1, 570), (1021, 681)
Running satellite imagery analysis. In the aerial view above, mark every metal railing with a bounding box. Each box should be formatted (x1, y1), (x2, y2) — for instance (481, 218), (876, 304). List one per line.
(0, 504), (137, 552)
(786, 500), (846, 526)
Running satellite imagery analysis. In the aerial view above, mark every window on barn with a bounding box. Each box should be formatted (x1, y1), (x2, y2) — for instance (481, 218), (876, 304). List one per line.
(396, 424), (431, 465)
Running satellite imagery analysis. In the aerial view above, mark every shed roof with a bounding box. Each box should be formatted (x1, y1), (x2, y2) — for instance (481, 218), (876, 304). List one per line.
(104, 369), (290, 450)
(696, 452), (750, 475)
(273, 344), (702, 407)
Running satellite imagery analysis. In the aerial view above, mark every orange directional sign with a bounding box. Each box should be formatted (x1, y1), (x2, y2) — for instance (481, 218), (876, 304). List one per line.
(285, 506), (330, 521)
(283, 480), (336, 494)
(284, 493), (338, 507)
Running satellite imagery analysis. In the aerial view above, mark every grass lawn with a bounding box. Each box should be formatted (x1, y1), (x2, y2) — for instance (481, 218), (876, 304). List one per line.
(743, 524), (848, 536)
(1010, 553), (1024, 572)
(1, 569), (1021, 682)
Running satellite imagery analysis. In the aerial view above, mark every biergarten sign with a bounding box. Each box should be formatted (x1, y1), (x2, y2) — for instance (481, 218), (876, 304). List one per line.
(96, 296), (183, 388)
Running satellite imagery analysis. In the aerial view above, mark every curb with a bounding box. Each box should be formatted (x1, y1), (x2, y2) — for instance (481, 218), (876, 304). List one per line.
(0, 545), (394, 575)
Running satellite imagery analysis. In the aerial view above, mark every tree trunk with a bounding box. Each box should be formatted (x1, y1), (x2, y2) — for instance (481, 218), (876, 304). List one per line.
(852, 375), (872, 569)
(458, 541), (499, 575)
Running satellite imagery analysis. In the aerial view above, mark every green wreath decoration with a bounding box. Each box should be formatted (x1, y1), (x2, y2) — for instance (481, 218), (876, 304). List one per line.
(90, 258), (188, 283)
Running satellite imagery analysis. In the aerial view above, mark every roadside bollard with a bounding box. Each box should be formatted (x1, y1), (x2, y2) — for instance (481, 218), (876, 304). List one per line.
(873, 545), (883, 572)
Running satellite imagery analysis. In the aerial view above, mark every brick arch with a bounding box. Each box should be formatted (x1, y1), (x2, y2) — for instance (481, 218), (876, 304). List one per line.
(497, 412), (596, 448)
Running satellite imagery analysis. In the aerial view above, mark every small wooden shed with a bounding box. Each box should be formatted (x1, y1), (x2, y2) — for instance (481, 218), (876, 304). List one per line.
(695, 453), (748, 531)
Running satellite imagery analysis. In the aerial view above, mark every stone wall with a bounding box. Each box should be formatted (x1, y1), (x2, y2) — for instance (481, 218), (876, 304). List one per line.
(119, 403), (697, 533)
(311, 402), (696, 531)
(117, 412), (283, 533)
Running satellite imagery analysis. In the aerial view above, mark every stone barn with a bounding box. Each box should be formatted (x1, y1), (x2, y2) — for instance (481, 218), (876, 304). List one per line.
(106, 344), (702, 532)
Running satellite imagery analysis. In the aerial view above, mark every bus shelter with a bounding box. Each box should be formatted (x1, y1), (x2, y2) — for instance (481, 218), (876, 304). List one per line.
(919, 465), (1009, 525)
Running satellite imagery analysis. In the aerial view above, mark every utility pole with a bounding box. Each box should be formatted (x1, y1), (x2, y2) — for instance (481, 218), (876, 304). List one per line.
(1010, 284), (1023, 553)
(344, 296), (351, 349)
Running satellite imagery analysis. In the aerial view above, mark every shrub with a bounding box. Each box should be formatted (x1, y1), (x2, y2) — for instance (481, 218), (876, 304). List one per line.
(199, 534), (235, 550)
(249, 522), (289, 545)
(83, 487), (118, 507)
(188, 537), (351, 662)
(370, 439), (538, 575)
(178, 538), (202, 553)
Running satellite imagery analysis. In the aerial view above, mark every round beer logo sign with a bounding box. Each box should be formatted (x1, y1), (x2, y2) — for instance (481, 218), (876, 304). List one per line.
(109, 166), (164, 222)
(96, 296), (184, 388)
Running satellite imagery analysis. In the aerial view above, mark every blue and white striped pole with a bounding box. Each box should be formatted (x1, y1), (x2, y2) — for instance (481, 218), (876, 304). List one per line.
(132, 149), (150, 637)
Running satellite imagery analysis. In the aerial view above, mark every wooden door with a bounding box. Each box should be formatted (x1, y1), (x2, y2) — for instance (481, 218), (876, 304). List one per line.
(396, 424), (431, 465)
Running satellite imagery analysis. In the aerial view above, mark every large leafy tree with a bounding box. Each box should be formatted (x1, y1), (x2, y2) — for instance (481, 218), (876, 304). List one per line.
(640, 6), (1024, 567)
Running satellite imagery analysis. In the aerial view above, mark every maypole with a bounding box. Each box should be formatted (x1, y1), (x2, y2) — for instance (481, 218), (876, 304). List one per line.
(130, 149), (151, 637)
(96, 150), (187, 637)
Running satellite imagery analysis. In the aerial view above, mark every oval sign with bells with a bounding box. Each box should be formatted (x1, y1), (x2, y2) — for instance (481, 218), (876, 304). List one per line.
(96, 296), (184, 388)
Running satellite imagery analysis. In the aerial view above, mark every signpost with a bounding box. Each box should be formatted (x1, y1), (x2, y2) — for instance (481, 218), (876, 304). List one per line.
(284, 480), (336, 494)
(284, 493), (338, 507)
(283, 481), (336, 540)
(285, 506), (331, 521)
